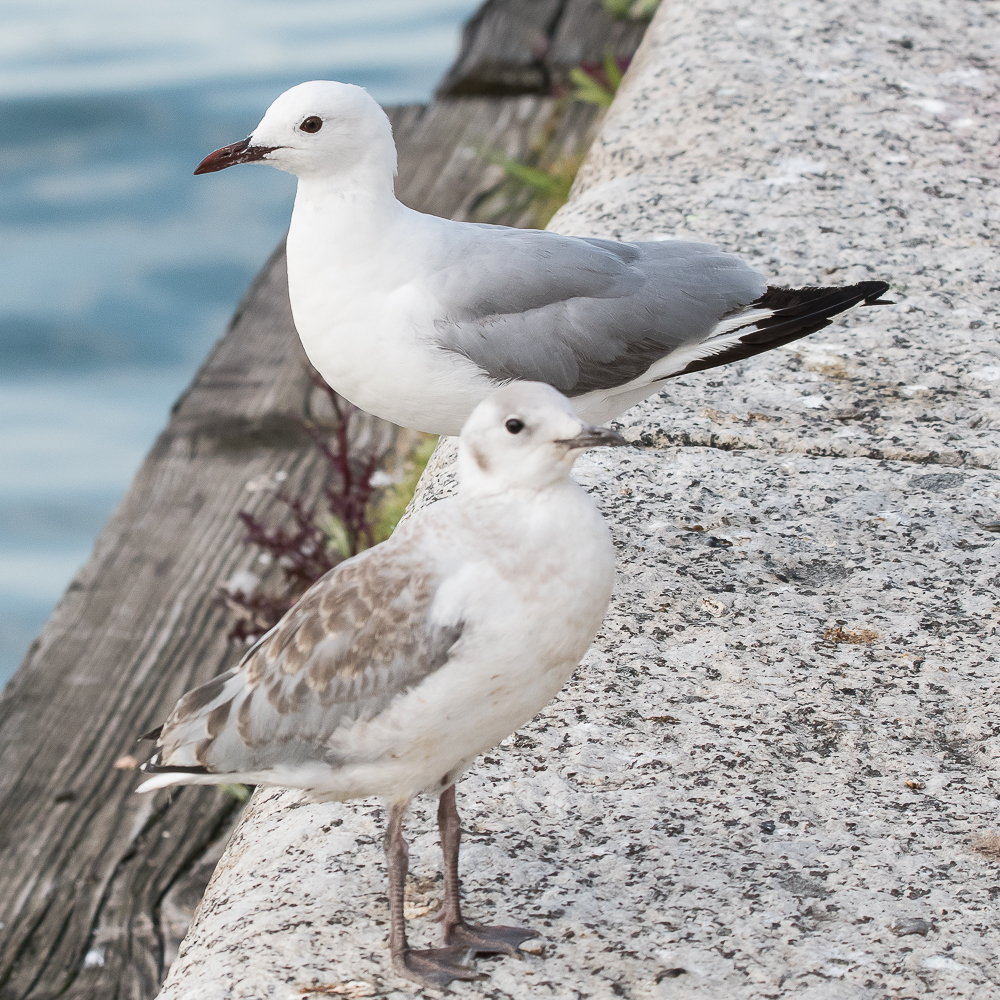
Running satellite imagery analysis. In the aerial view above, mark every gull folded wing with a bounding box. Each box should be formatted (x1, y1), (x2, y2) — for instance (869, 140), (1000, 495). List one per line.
(428, 229), (767, 396)
(429, 227), (888, 398)
(142, 538), (464, 781)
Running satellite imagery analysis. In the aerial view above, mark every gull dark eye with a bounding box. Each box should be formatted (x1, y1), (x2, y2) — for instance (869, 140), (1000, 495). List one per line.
(505, 418), (525, 434)
(299, 116), (323, 134)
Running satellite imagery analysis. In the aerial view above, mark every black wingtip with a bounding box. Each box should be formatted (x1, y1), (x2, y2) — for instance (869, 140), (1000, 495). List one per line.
(754, 280), (891, 316)
(856, 280), (892, 305)
(862, 286), (894, 305)
(138, 725), (163, 743)
(665, 279), (893, 381)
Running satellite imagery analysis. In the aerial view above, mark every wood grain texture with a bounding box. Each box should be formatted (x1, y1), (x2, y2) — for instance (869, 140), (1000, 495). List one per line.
(0, 92), (617, 1000)
(393, 96), (602, 227)
(436, 0), (648, 98)
(548, 0), (648, 73)
(436, 0), (563, 97)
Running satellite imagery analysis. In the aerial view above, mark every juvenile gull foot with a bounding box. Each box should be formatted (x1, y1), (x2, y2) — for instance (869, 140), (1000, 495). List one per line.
(394, 946), (482, 989)
(442, 919), (538, 957)
(383, 801), (484, 989)
(436, 785), (538, 958)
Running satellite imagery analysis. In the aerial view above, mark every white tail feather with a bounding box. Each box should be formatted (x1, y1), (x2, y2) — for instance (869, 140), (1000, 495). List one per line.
(135, 772), (200, 793)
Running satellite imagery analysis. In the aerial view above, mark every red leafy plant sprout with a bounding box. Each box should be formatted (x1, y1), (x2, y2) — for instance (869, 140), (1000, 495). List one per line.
(221, 374), (434, 645)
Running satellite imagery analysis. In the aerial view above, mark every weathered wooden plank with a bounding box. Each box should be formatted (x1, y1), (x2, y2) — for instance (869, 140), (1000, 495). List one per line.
(436, 0), (649, 98)
(435, 0), (563, 97)
(0, 248), (333, 1000)
(393, 96), (602, 227)
(0, 93), (612, 1000)
(547, 0), (648, 73)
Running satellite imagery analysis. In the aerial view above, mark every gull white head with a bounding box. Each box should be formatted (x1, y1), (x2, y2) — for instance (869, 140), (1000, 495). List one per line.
(458, 382), (625, 496)
(194, 80), (396, 188)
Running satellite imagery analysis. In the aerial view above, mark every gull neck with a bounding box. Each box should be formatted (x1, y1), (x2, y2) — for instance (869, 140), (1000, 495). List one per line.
(293, 170), (403, 233)
(294, 148), (398, 201)
(457, 448), (578, 501)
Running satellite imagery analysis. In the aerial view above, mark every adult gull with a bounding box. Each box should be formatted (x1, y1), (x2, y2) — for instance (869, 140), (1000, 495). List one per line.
(137, 381), (623, 988)
(195, 81), (890, 436)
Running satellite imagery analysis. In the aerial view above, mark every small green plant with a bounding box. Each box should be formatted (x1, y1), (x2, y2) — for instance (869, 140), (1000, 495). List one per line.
(480, 149), (586, 228)
(477, 52), (631, 227)
(369, 434), (438, 543)
(220, 783), (252, 801)
(569, 53), (625, 108)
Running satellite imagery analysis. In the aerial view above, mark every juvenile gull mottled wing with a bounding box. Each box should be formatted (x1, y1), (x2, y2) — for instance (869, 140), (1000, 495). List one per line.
(147, 539), (464, 777)
(427, 228), (767, 395)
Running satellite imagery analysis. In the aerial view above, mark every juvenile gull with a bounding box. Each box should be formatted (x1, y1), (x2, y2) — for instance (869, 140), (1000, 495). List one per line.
(137, 382), (623, 988)
(195, 80), (891, 436)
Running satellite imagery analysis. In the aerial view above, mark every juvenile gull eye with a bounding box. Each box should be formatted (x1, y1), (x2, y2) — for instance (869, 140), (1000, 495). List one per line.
(299, 116), (323, 134)
(505, 418), (524, 434)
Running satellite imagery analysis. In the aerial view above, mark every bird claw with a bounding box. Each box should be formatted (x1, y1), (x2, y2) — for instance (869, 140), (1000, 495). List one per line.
(394, 945), (484, 989)
(443, 920), (539, 958)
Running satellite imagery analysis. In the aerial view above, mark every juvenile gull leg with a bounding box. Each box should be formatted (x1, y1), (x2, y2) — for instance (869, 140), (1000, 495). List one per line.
(437, 785), (538, 956)
(385, 799), (481, 988)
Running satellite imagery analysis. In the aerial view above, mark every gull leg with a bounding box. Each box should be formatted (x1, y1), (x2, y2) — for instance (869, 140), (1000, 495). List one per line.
(437, 784), (538, 957)
(385, 798), (482, 988)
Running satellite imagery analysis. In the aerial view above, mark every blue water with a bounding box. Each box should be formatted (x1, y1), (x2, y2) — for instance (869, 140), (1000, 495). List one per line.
(0, 0), (479, 685)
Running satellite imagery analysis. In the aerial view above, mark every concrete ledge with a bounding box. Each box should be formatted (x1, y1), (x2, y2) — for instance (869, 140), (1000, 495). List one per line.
(158, 2), (999, 997)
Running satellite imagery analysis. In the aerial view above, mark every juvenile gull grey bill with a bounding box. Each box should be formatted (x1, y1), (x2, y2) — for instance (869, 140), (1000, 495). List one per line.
(195, 80), (891, 436)
(138, 382), (623, 989)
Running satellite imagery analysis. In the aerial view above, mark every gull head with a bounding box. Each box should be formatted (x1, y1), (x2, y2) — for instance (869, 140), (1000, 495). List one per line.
(458, 382), (626, 495)
(194, 81), (396, 184)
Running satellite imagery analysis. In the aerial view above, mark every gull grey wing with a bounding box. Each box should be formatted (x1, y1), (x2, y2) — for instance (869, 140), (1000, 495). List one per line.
(147, 543), (464, 777)
(428, 228), (766, 395)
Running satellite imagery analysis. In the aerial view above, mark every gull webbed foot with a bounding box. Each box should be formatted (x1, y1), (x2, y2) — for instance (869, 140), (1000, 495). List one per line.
(442, 919), (538, 957)
(394, 945), (483, 989)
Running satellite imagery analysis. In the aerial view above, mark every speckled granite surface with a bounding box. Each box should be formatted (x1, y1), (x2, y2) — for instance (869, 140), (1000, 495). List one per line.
(158, 2), (999, 998)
